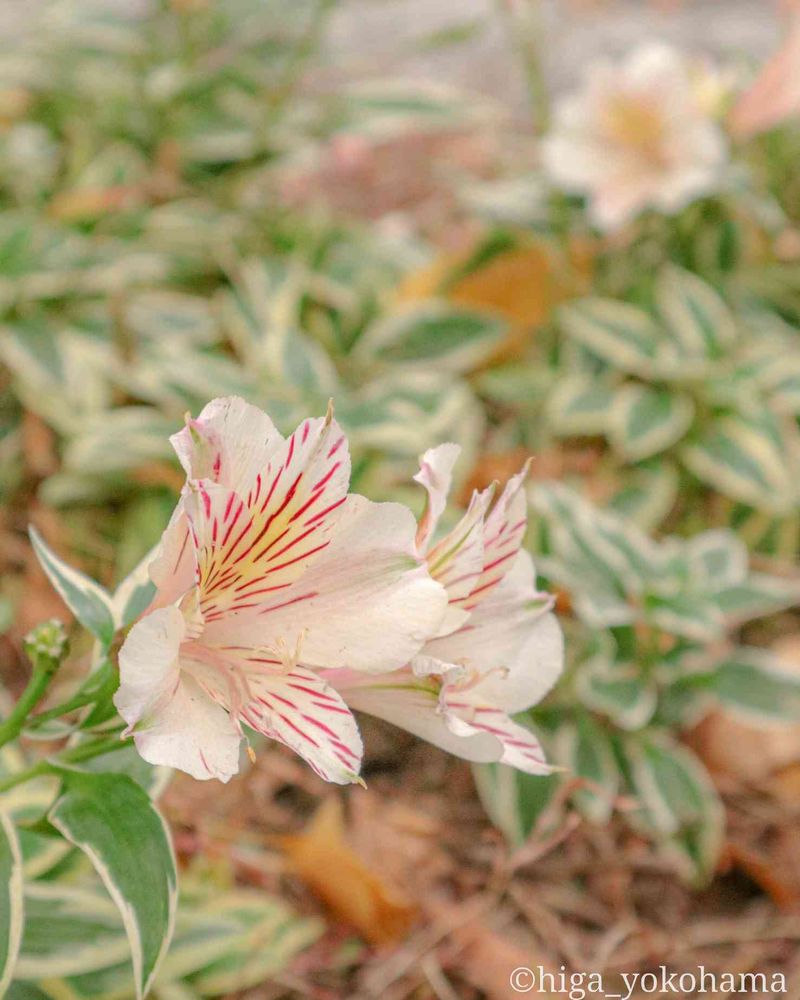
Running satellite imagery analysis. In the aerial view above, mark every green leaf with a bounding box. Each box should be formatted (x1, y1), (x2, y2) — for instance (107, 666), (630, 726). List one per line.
(360, 305), (507, 372)
(625, 735), (723, 883)
(0, 813), (23, 996)
(710, 648), (800, 722)
(682, 411), (800, 514)
(575, 657), (657, 730)
(713, 571), (800, 625)
(609, 383), (694, 461)
(28, 528), (115, 646)
(554, 717), (618, 824)
(110, 545), (158, 630)
(15, 884), (130, 979)
(472, 761), (558, 846)
(685, 530), (748, 590)
(558, 298), (670, 377)
(646, 592), (725, 642)
(607, 459), (679, 532)
(185, 892), (323, 996)
(546, 374), (616, 436)
(47, 769), (177, 1000)
(656, 265), (737, 361)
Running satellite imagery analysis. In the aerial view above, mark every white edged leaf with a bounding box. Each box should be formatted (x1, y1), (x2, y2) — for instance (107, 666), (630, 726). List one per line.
(28, 527), (115, 646)
(656, 265), (737, 360)
(624, 735), (724, 883)
(553, 717), (618, 824)
(713, 571), (800, 625)
(358, 303), (507, 372)
(685, 529), (748, 591)
(609, 383), (694, 461)
(558, 298), (671, 377)
(110, 545), (159, 630)
(14, 883), (130, 979)
(575, 657), (657, 731)
(471, 761), (559, 847)
(546, 374), (616, 436)
(710, 647), (800, 723)
(47, 768), (177, 1000)
(682, 411), (800, 514)
(0, 813), (23, 996)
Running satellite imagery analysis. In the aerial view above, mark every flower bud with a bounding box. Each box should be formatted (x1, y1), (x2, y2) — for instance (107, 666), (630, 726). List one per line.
(24, 619), (69, 673)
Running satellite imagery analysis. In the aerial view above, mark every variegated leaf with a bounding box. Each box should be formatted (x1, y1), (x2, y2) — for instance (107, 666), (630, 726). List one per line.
(0, 813), (23, 996)
(558, 298), (673, 377)
(609, 383), (694, 461)
(682, 411), (800, 514)
(656, 265), (737, 361)
(711, 648), (800, 722)
(28, 527), (115, 646)
(546, 374), (617, 436)
(47, 770), (177, 1000)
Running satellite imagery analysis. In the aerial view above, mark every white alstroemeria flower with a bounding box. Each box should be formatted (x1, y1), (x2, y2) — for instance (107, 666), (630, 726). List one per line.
(327, 444), (563, 774)
(114, 397), (448, 785)
(542, 43), (727, 231)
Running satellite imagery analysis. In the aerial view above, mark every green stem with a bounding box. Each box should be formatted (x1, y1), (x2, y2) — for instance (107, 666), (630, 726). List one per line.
(26, 689), (102, 730)
(0, 734), (130, 795)
(0, 669), (59, 750)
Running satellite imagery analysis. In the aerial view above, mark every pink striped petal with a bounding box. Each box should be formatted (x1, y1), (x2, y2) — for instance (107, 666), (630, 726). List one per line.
(115, 607), (242, 782)
(336, 669), (501, 764)
(461, 462), (530, 610)
(171, 396), (284, 495)
(145, 507), (196, 613)
(203, 495), (449, 674)
(426, 486), (493, 606)
(413, 443), (461, 551)
(730, 14), (800, 139)
(426, 550), (563, 712)
(182, 415), (350, 619)
(442, 687), (550, 775)
(238, 666), (363, 784)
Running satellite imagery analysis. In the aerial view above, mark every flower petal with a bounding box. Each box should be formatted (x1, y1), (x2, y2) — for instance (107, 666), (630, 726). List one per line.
(461, 462), (530, 610)
(442, 688), (551, 775)
(239, 666), (363, 785)
(115, 607), (241, 782)
(146, 507), (196, 613)
(171, 396), (284, 494)
(426, 550), (563, 711)
(337, 669), (501, 764)
(204, 495), (449, 673)
(426, 486), (493, 606)
(182, 413), (351, 619)
(413, 443), (460, 551)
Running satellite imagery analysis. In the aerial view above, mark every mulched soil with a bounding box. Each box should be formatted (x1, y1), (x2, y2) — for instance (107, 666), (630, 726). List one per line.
(162, 716), (800, 1000)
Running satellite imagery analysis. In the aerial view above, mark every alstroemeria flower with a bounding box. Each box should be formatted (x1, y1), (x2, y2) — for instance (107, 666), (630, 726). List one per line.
(326, 444), (563, 774)
(114, 397), (448, 785)
(541, 43), (727, 231)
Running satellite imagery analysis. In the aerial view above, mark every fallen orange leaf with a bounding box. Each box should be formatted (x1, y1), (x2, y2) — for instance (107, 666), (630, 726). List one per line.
(280, 797), (417, 946)
(394, 238), (594, 364)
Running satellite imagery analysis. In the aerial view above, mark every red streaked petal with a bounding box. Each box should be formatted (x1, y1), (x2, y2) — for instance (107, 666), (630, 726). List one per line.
(171, 396), (284, 494)
(413, 443), (461, 552)
(442, 685), (550, 775)
(183, 415), (351, 617)
(461, 462), (530, 610)
(238, 666), (363, 784)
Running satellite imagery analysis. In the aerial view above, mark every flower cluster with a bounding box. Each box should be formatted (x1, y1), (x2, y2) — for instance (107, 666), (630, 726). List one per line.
(542, 43), (727, 231)
(114, 398), (563, 784)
